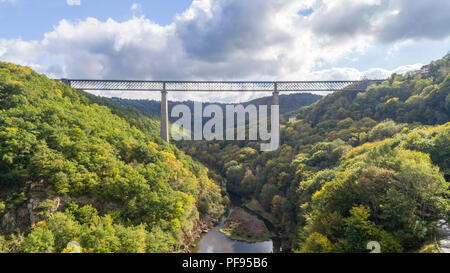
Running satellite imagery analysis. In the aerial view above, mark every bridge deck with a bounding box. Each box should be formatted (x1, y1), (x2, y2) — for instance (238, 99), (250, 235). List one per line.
(62, 79), (384, 92)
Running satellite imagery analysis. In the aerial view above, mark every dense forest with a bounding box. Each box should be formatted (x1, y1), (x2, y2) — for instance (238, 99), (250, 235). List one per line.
(0, 62), (227, 253)
(112, 92), (322, 124)
(0, 54), (448, 253)
(176, 55), (450, 252)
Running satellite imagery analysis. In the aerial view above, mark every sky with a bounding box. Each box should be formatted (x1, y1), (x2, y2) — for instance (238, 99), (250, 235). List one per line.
(0, 0), (449, 102)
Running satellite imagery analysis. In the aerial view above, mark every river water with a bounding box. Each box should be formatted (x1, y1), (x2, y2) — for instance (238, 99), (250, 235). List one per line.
(191, 208), (281, 253)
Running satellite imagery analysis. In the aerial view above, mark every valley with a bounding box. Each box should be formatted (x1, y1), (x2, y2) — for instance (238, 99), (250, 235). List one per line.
(0, 54), (449, 253)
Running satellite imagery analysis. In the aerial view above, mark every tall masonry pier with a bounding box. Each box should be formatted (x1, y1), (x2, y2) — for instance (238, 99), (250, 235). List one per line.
(160, 83), (169, 143)
(272, 83), (279, 105)
(272, 83), (280, 137)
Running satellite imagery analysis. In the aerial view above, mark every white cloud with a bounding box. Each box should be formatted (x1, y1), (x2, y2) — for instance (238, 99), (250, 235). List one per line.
(66, 0), (81, 6)
(308, 0), (450, 42)
(131, 3), (141, 11)
(0, 0), (448, 102)
(0, 39), (44, 64)
(131, 3), (142, 17)
(307, 63), (423, 81)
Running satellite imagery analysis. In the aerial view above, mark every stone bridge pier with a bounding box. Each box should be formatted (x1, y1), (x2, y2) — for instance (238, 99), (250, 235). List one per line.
(160, 83), (169, 143)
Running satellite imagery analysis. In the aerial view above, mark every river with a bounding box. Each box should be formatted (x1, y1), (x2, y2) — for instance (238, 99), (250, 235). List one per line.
(191, 208), (281, 253)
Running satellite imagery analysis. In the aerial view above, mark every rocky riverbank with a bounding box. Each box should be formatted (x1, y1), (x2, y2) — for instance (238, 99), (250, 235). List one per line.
(178, 217), (216, 253)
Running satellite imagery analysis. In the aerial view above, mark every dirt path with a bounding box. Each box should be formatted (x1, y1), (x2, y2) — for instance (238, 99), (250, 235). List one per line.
(437, 219), (450, 253)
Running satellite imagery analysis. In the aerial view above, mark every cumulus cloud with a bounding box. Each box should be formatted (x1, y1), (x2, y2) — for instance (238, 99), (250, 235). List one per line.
(66, 0), (81, 6)
(308, 0), (450, 43)
(0, 39), (44, 65)
(0, 0), (448, 102)
(307, 63), (423, 81)
(131, 3), (141, 11)
(375, 0), (450, 42)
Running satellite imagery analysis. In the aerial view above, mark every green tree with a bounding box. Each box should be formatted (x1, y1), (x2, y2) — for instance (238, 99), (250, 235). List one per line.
(300, 233), (333, 253)
(18, 223), (55, 253)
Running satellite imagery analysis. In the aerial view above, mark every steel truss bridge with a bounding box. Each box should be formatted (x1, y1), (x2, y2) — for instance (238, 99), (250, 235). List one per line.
(61, 79), (385, 142)
(62, 79), (383, 92)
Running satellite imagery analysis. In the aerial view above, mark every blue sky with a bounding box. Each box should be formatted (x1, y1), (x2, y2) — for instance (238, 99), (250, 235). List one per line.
(0, 0), (449, 102)
(0, 0), (192, 40)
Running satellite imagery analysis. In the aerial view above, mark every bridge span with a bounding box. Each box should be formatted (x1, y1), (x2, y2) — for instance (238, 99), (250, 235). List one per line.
(60, 79), (385, 143)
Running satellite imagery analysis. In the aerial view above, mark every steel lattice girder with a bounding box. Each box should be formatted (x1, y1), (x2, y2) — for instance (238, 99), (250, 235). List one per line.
(63, 79), (385, 92)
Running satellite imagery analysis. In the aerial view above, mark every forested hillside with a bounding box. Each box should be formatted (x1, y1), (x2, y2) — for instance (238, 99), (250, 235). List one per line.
(178, 55), (450, 252)
(292, 55), (450, 125)
(0, 62), (226, 253)
(113, 92), (322, 122)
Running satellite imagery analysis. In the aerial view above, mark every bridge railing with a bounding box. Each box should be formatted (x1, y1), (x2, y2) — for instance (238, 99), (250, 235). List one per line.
(62, 79), (385, 92)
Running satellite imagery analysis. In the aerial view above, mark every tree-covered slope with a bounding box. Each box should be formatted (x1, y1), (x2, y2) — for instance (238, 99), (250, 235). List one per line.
(112, 92), (322, 122)
(294, 54), (450, 125)
(296, 124), (449, 252)
(176, 55), (450, 252)
(0, 62), (226, 253)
